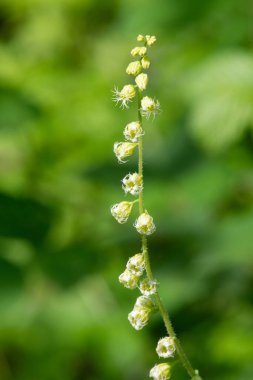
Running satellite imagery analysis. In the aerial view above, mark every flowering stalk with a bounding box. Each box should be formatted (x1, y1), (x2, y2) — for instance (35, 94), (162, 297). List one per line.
(111, 34), (203, 380)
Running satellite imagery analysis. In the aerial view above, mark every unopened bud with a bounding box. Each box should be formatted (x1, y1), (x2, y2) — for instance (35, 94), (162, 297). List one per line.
(126, 61), (142, 76)
(135, 73), (148, 91)
(141, 56), (151, 69)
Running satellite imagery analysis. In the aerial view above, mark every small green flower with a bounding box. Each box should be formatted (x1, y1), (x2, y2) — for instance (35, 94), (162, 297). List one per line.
(123, 121), (144, 142)
(119, 269), (139, 289)
(134, 211), (156, 235)
(139, 278), (158, 296)
(128, 306), (150, 330)
(126, 253), (145, 276)
(113, 84), (136, 108)
(141, 96), (160, 119)
(149, 363), (171, 380)
(111, 201), (133, 223)
(122, 172), (143, 195)
(114, 142), (138, 163)
(156, 337), (176, 358)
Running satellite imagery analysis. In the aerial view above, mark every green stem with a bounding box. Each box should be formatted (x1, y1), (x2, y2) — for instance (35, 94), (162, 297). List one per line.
(137, 90), (201, 380)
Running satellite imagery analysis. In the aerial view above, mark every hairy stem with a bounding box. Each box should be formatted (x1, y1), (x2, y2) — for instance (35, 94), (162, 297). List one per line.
(137, 90), (201, 380)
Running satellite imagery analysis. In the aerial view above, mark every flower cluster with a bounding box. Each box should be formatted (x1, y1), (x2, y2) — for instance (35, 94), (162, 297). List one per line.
(112, 34), (160, 118)
(111, 35), (179, 380)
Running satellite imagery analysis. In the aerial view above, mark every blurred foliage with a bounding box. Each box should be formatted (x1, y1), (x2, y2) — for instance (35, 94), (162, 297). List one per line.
(0, 0), (253, 380)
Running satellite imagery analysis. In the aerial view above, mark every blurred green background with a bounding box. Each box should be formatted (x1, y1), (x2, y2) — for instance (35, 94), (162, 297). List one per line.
(0, 0), (253, 379)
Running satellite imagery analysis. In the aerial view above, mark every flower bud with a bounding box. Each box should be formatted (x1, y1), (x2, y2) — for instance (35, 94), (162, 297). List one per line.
(128, 306), (150, 330)
(122, 172), (143, 196)
(141, 56), (151, 69)
(123, 121), (144, 142)
(149, 363), (171, 380)
(138, 46), (147, 56)
(156, 337), (176, 358)
(141, 96), (160, 119)
(126, 61), (142, 76)
(146, 35), (156, 46)
(119, 269), (139, 289)
(126, 253), (145, 276)
(139, 278), (158, 296)
(114, 142), (137, 163)
(137, 34), (145, 42)
(131, 46), (140, 56)
(135, 295), (154, 310)
(111, 201), (133, 223)
(134, 211), (156, 235)
(113, 84), (136, 108)
(135, 73), (148, 91)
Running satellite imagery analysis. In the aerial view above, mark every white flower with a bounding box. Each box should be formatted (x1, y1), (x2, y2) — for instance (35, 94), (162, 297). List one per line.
(126, 61), (142, 76)
(111, 201), (133, 223)
(156, 337), (176, 358)
(135, 73), (148, 91)
(126, 253), (145, 276)
(123, 121), (144, 142)
(119, 269), (139, 289)
(135, 295), (154, 310)
(139, 278), (158, 296)
(134, 211), (156, 235)
(149, 363), (171, 380)
(113, 84), (136, 108)
(128, 306), (150, 330)
(114, 142), (137, 163)
(141, 96), (160, 119)
(141, 56), (151, 69)
(146, 35), (156, 46)
(122, 172), (143, 196)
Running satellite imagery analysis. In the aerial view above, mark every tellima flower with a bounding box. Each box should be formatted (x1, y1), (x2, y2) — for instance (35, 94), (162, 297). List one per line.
(123, 121), (144, 142)
(113, 84), (136, 108)
(128, 306), (150, 330)
(135, 73), (148, 91)
(156, 337), (176, 358)
(126, 61), (142, 76)
(119, 269), (139, 289)
(134, 211), (156, 235)
(122, 172), (143, 195)
(126, 253), (145, 276)
(111, 201), (133, 223)
(114, 142), (137, 163)
(149, 363), (171, 380)
(140, 278), (158, 296)
(141, 96), (160, 119)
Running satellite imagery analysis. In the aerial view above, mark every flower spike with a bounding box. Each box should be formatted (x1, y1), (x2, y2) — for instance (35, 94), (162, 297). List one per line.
(111, 34), (202, 380)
